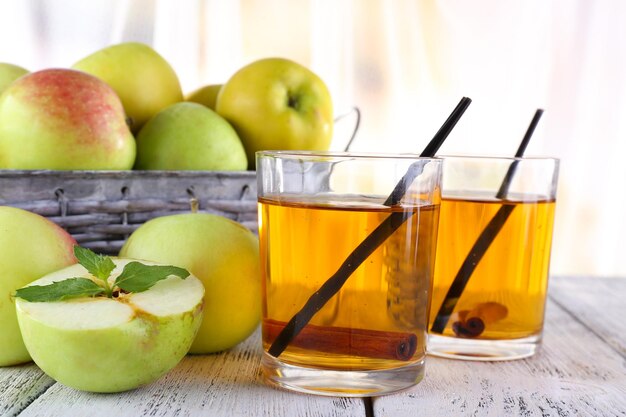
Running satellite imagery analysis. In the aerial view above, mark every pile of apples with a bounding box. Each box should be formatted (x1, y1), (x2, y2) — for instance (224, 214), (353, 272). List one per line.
(0, 42), (336, 393)
(0, 42), (334, 170)
(1, 204), (261, 393)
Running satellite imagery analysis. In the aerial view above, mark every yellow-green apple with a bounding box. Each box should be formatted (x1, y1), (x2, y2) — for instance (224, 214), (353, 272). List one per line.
(15, 257), (204, 392)
(120, 213), (261, 353)
(216, 58), (333, 169)
(186, 84), (222, 110)
(0, 69), (136, 170)
(73, 42), (183, 132)
(0, 63), (28, 94)
(135, 102), (247, 170)
(0, 206), (76, 366)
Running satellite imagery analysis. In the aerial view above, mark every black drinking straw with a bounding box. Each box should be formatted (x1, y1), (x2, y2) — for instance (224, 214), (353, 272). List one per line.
(384, 97), (473, 206)
(268, 97), (472, 358)
(495, 109), (544, 198)
(430, 109), (544, 334)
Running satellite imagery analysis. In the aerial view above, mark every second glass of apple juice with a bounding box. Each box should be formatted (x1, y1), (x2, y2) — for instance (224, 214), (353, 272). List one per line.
(428, 156), (559, 360)
(256, 151), (442, 396)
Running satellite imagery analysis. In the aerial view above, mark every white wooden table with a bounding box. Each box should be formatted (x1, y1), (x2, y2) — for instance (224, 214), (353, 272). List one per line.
(2, 276), (625, 417)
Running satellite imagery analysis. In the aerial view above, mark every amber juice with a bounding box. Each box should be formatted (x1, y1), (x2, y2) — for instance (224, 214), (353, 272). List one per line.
(429, 195), (556, 340)
(259, 195), (440, 371)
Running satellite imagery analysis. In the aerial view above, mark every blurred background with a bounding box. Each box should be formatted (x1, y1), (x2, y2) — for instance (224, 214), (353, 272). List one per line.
(0, 0), (623, 277)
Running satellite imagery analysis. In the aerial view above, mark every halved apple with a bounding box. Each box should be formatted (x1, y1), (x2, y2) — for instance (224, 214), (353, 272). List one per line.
(15, 259), (204, 393)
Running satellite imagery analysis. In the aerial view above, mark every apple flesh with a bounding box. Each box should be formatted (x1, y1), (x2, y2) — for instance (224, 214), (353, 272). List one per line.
(120, 213), (261, 354)
(0, 69), (136, 170)
(135, 102), (247, 170)
(0, 206), (76, 367)
(15, 259), (204, 393)
(216, 58), (333, 169)
(0, 63), (28, 94)
(73, 42), (183, 133)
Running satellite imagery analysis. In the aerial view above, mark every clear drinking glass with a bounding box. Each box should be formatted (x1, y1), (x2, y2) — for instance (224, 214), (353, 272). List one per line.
(256, 151), (442, 396)
(427, 156), (559, 360)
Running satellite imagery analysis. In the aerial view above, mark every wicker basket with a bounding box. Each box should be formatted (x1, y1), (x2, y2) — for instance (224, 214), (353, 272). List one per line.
(0, 170), (257, 255)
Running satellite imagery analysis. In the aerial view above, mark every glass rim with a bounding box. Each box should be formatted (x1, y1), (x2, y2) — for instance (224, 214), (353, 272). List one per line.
(255, 150), (440, 161)
(438, 154), (559, 163)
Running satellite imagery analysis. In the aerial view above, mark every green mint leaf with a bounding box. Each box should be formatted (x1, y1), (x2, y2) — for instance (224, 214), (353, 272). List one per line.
(74, 246), (115, 282)
(14, 278), (105, 302)
(114, 262), (190, 293)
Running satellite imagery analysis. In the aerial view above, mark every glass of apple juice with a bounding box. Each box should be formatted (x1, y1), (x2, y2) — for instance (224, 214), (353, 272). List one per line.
(428, 156), (559, 360)
(256, 151), (443, 396)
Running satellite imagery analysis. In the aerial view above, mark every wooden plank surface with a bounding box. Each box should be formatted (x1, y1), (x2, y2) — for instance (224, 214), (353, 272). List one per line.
(15, 331), (366, 417)
(372, 278), (626, 417)
(0, 364), (52, 416)
(548, 276), (626, 356)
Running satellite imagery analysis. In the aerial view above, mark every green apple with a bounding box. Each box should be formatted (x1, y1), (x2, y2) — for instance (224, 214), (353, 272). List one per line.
(0, 206), (76, 366)
(216, 58), (333, 169)
(0, 63), (28, 94)
(120, 213), (261, 353)
(15, 258), (204, 393)
(186, 84), (222, 110)
(135, 102), (247, 170)
(0, 69), (136, 170)
(73, 42), (183, 132)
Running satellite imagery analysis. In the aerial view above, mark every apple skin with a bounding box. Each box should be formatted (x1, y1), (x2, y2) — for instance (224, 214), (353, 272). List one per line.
(135, 102), (247, 171)
(73, 42), (183, 132)
(15, 259), (204, 393)
(0, 63), (28, 94)
(0, 69), (136, 170)
(120, 213), (261, 354)
(216, 58), (333, 169)
(0, 206), (76, 367)
(186, 84), (222, 110)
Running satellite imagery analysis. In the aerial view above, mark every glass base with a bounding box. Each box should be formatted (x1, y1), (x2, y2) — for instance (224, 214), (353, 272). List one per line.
(427, 333), (541, 361)
(260, 352), (425, 397)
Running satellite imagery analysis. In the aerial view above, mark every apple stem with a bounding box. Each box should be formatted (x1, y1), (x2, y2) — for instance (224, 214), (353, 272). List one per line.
(287, 95), (299, 110)
(100, 278), (114, 298)
(190, 197), (199, 214)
